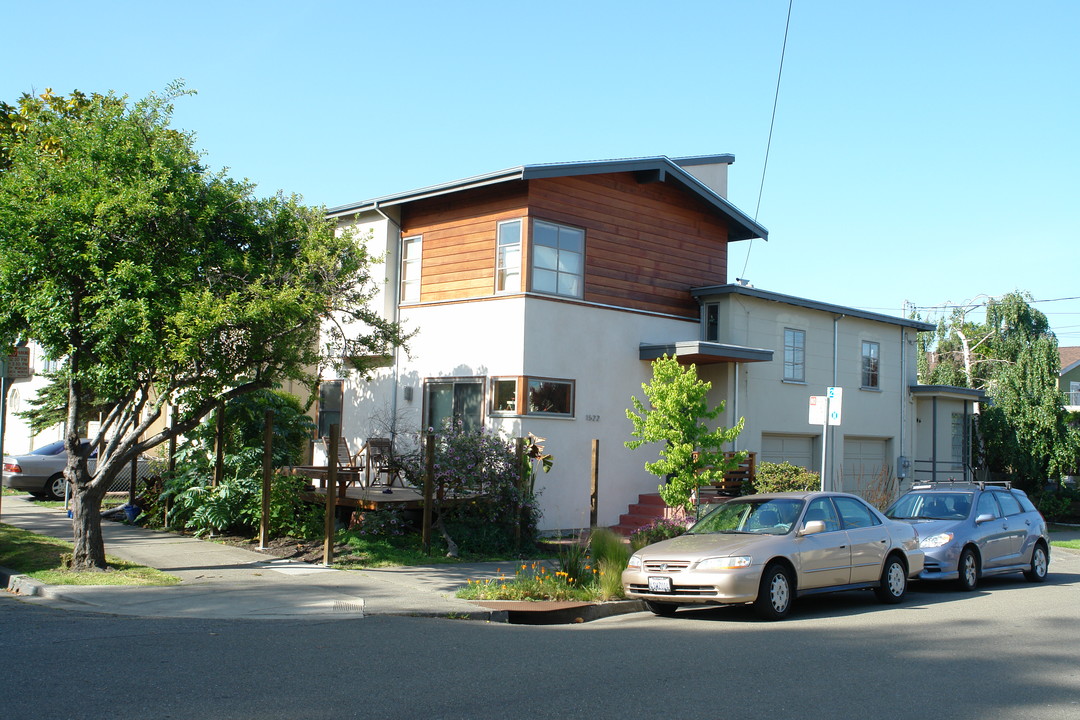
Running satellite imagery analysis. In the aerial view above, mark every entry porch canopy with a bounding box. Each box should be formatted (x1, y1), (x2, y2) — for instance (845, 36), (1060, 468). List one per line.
(639, 340), (773, 365)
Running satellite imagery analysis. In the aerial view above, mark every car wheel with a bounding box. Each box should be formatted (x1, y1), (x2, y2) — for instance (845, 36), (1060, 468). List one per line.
(1024, 543), (1048, 583)
(874, 555), (907, 604)
(754, 564), (793, 620)
(957, 547), (979, 591)
(644, 600), (679, 617)
(44, 473), (68, 501)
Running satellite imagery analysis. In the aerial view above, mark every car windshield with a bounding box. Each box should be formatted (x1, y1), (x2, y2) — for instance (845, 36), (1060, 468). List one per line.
(27, 441), (67, 456)
(689, 498), (805, 535)
(886, 492), (972, 520)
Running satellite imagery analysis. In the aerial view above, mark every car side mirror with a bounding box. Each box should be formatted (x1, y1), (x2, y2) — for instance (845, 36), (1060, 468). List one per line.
(975, 513), (995, 525)
(799, 520), (826, 536)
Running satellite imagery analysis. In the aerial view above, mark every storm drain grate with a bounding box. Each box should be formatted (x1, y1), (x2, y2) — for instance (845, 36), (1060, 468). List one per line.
(333, 601), (365, 615)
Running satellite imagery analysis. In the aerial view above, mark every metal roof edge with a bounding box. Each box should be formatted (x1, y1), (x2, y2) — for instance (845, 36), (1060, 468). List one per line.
(326, 155), (768, 241)
(692, 284), (936, 331)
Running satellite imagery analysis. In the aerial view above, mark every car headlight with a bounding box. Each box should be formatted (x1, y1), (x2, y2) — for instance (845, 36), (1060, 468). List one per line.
(920, 532), (955, 549)
(626, 555), (642, 571)
(695, 556), (753, 571)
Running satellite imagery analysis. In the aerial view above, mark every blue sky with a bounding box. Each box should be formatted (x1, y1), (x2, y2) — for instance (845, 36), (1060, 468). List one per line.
(6, 1), (1079, 343)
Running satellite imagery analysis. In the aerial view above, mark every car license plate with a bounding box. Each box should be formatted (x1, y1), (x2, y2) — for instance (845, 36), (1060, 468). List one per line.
(648, 576), (673, 593)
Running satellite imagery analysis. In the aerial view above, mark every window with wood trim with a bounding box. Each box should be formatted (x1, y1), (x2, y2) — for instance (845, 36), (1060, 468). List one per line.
(531, 219), (584, 298)
(784, 328), (806, 382)
(527, 377), (574, 417)
(317, 380), (343, 438)
(490, 377), (520, 415)
(496, 220), (522, 293)
(400, 235), (422, 303)
(861, 340), (880, 389)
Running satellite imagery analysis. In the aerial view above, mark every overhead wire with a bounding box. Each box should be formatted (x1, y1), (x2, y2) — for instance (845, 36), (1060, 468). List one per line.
(739, 0), (793, 282)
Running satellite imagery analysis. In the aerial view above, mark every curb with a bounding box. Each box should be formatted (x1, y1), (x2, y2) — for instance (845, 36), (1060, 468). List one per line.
(1, 565), (46, 597)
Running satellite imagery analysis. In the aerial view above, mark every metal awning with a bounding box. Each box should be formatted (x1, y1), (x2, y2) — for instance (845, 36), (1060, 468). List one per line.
(639, 341), (773, 365)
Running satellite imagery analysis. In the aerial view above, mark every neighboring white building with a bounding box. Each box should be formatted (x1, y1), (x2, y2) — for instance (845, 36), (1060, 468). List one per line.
(316, 154), (977, 532)
(2, 341), (64, 455)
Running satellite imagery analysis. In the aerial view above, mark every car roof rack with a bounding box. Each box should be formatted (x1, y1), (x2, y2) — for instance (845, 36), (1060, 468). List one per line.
(910, 479), (1011, 491)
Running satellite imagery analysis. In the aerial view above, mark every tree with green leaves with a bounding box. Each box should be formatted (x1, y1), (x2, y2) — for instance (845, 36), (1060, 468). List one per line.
(915, 292), (1078, 490)
(0, 84), (406, 569)
(626, 355), (744, 511)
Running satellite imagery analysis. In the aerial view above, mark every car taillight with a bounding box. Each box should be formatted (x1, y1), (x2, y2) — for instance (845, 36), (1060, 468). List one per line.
(3, 462), (21, 473)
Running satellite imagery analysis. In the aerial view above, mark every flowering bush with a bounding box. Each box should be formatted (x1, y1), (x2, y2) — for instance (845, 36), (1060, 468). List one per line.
(351, 508), (408, 537)
(398, 419), (542, 555)
(630, 516), (693, 551)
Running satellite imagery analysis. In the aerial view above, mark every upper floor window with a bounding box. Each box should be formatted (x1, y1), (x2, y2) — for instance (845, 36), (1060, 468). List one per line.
(531, 220), (584, 298)
(496, 220), (522, 293)
(784, 328), (805, 382)
(400, 235), (422, 303)
(703, 304), (720, 342)
(861, 341), (880, 389)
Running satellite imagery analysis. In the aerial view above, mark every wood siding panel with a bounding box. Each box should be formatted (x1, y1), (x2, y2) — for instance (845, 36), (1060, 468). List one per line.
(401, 183), (528, 303)
(528, 174), (731, 318)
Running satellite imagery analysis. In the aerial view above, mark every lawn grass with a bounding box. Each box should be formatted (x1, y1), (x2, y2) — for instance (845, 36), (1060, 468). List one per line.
(0, 523), (180, 586)
(1051, 538), (1080, 550)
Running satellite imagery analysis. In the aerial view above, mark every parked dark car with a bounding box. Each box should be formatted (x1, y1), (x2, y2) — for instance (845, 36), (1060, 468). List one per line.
(884, 481), (1049, 590)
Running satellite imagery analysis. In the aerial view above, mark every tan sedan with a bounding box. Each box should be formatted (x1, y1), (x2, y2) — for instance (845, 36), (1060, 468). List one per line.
(623, 491), (924, 620)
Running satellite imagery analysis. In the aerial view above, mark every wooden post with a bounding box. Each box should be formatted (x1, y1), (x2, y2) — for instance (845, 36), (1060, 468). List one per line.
(323, 425), (339, 566)
(421, 433), (434, 555)
(515, 437), (526, 550)
(590, 438), (599, 528)
(213, 402), (225, 487)
(259, 409), (273, 550)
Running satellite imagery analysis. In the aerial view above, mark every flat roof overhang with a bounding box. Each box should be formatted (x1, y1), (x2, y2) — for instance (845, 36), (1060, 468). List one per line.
(639, 341), (774, 365)
(909, 385), (988, 402)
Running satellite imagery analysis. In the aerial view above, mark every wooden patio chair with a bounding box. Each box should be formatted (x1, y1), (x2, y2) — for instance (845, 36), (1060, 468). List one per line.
(321, 436), (364, 496)
(357, 437), (399, 492)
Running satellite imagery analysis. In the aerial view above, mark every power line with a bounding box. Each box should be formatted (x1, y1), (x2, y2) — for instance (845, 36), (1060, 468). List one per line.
(739, 0), (793, 281)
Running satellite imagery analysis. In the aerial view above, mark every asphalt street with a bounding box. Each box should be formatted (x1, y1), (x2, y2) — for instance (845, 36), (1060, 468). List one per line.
(3, 546), (1078, 720)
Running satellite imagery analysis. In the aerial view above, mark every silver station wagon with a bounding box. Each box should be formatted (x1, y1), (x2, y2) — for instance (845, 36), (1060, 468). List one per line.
(884, 481), (1050, 590)
(623, 491), (924, 620)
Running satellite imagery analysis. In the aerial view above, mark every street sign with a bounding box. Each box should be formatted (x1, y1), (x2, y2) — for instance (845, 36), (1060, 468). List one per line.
(827, 386), (843, 426)
(1, 347), (30, 379)
(808, 395), (827, 425)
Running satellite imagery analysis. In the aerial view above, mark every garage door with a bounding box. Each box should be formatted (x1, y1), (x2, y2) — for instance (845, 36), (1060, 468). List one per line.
(841, 437), (888, 494)
(761, 434), (814, 471)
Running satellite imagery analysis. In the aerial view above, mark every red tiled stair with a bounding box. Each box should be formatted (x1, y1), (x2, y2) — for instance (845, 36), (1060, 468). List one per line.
(610, 493), (671, 536)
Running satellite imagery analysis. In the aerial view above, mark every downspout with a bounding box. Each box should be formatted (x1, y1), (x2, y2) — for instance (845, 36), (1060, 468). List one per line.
(899, 326), (906, 472)
(373, 202), (403, 446)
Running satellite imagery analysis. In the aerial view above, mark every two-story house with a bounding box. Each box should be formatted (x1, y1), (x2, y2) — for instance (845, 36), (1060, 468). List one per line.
(320, 154), (975, 531)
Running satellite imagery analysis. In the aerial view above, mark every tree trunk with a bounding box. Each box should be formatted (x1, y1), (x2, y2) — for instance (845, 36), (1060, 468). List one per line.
(69, 475), (109, 571)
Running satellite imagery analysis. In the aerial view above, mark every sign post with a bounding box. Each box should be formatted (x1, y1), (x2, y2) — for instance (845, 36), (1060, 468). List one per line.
(809, 396), (827, 490)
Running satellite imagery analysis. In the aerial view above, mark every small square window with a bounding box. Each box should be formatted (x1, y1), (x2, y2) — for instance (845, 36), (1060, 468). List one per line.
(490, 378), (519, 414)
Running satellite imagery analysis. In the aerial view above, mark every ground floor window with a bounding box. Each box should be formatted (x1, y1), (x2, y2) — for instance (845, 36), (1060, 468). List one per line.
(527, 378), (574, 416)
(425, 378), (483, 433)
(317, 380), (343, 437)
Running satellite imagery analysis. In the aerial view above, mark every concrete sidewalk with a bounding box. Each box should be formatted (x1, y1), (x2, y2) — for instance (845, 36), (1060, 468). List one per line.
(0, 494), (525, 621)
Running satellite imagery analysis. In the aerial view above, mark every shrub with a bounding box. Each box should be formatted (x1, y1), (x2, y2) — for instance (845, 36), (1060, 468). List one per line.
(589, 528), (630, 600)
(748, 461), (820, 494)
(630, 516), (693, 551)
(398, 419), (542, 556)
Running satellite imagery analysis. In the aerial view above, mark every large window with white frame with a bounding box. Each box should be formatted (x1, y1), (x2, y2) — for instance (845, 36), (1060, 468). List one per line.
(783, 328), (806, 382)
(400, 235), (422, 303)
(861, 340), (880, 389)
(531, 219), (584, 298)
(496, 220), (522, 293)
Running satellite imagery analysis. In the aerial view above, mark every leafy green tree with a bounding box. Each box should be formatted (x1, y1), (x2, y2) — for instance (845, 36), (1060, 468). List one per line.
(916, 292), (1077, 490)
(626, 355), (744, 510)
(0, 85), (405, 569)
